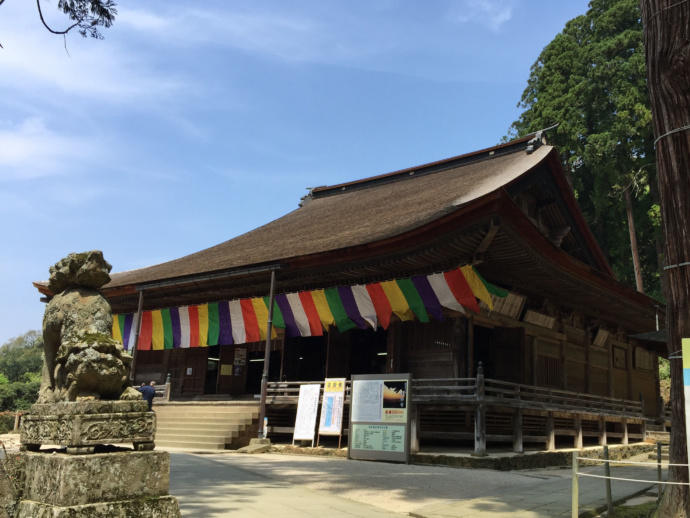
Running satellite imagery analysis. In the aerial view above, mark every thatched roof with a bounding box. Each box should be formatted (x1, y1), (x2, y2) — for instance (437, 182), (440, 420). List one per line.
(33, 137), (663, 335)
(102, 141), (587, 289)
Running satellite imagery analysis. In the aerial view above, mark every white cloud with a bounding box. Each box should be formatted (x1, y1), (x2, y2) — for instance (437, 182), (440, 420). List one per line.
(0, 118), (106, 181)
(119, 7), (327, 62)
(452, 0), (514, 32)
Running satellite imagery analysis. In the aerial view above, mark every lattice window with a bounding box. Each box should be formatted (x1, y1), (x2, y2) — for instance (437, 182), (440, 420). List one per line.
(399, 319), (455, 352)
(536, 355), (561, 388)
(634, 347), (654, 371)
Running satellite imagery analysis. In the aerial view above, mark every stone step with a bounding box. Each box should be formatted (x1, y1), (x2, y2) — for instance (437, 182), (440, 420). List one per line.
(152, 404), (259, 450)
(156, 431), (239, 442)
(156, 412), (258, 422)
(155, 438), (226, 450)
(157, 414), (256, 424)
(156, 422), (246, 433)
(155, 405), (259, 415)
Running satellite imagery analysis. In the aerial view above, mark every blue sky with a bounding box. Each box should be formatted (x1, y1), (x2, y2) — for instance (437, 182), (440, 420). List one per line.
(0, 0), (591, 345)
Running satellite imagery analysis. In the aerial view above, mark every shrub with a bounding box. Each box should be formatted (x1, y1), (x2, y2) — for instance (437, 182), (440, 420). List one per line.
(0, 380), (40, 413)
(0, 411), (18, 435)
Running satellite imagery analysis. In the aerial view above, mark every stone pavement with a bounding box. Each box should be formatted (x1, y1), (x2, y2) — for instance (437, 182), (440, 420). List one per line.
(167, 451), (667, 518)
(169, 452), (405, 517)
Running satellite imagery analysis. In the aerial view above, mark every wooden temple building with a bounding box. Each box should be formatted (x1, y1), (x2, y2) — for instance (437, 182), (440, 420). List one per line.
(34, 135), (666, 453)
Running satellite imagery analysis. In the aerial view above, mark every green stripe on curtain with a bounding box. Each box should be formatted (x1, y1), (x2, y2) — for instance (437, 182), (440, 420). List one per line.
(207, 302), (220, 346)
(396, 278), (430, 323)
(324, 288), (357, 332)
(161, 308), (174, 350)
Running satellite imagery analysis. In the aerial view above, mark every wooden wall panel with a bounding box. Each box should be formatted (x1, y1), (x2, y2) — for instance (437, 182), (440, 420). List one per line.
(612, 368), (629, 400)
(590, 366), (608, 396)
(590, 348), (608, 368)
(566, 360), (585, 393)
(632, 373), (658, 416)
(401, 350), (455, 378)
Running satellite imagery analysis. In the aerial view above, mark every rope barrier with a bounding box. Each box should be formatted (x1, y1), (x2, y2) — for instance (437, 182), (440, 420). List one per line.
(577, 472), (685, 485)
(575, 456), (681, 467)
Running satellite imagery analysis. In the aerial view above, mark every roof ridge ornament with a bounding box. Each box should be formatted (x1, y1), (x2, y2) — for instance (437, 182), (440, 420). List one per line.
(526, 124), (559, 154)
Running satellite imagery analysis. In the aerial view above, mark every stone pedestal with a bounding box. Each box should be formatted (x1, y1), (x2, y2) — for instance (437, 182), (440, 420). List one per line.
(20, 401), (154, 454)
(12, 401), (180, 518)
(16, 450), (179, 517)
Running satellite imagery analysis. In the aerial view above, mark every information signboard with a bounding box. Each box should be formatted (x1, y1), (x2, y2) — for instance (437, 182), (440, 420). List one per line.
(318, 378), (346, 435)
(348, 373), (411, 463)
(292, 383), (321, 446)
(682, 338), (690, 464)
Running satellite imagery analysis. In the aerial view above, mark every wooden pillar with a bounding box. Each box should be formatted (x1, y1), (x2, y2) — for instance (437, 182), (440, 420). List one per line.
(607, 339), (614, 398)
(560, 340), (567, 391)
(622, 418), (629, 445)
(386, 322), (400, 374)
(162, 349), (172, 386)
(325, 329), (332, 377)
(654, 354), (662, 418)
(599, 416), (607, 446)
(454, 317), (467, 379)
(574, 414), (583, 449)
(474, 363), (487, 456)
(513, 408), (523, 453)
(546, 413), (555, 451)
(584, 328), (592, 394)
(410, 403), (420, 453)
(532, 337), (539, 385)
(626, 343), (634, 401)
(467, 317), (475, 377)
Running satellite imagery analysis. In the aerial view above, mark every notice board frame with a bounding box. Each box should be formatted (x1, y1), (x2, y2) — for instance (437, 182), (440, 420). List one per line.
(348, 373), (412, 463)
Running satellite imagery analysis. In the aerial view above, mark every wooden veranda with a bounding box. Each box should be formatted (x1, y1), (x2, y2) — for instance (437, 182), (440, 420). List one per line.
(265, 364), (646, 455)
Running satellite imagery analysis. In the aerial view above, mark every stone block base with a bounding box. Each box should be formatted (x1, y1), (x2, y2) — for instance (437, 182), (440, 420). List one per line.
(21, 401), (154, 452)
(16, 496), (180, 518)
(12, 450), (180, 518)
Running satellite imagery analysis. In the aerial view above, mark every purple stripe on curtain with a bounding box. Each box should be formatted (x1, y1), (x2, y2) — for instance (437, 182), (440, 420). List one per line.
(412, 275), (444, 321)
(170, 307), (182, 348)
(275, 294), (300, 337)
(337, 286), (368, 329)
(218, 302), (233, 345)
(123, 314), (134, 351)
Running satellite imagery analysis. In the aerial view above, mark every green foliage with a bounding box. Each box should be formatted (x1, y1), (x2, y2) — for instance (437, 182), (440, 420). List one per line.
(659, 357), (670, 380)
(0, 411), (18, 434)
(0, 331), (43, 412)
(0, 331), (44, 383)
(509, 0), (660, 296)
(0, 380), (40, 412)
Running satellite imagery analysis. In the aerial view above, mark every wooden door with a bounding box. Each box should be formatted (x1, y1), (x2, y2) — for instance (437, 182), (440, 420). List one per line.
(492, 326), (524, 384)
(181, 348), (208, 396)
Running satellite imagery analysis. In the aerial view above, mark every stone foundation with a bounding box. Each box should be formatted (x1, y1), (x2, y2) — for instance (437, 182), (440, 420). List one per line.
(16, 496), (180, 518)
(15, 451), (180, 518)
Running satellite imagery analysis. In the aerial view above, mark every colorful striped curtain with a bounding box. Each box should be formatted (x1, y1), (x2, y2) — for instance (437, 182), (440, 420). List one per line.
(113, 266), (506, 350)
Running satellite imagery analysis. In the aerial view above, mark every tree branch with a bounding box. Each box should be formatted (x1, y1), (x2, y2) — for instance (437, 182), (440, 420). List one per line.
(36, 0), (82, 36)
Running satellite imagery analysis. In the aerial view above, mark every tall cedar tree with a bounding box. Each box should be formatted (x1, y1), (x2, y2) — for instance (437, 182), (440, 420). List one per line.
(509, 0), (661, 298)
(640, 0), (690, 515)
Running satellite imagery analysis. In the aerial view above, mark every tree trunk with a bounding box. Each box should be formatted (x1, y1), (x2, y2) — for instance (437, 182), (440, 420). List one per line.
(624, 186), (645, 293)
(640, 1), (690, 515)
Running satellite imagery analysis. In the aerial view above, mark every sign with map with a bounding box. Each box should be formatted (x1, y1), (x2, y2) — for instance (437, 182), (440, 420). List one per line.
(349, 373), (411, 463)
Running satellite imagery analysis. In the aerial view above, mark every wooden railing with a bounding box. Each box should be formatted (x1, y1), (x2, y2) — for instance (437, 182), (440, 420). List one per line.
(266, 374), (642, 418)
(266, 380), (352, 404)
(265, 366), (646, 454)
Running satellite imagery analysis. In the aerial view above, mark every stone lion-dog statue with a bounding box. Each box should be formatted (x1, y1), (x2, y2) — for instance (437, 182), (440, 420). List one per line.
(38, 251), (141, 403)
